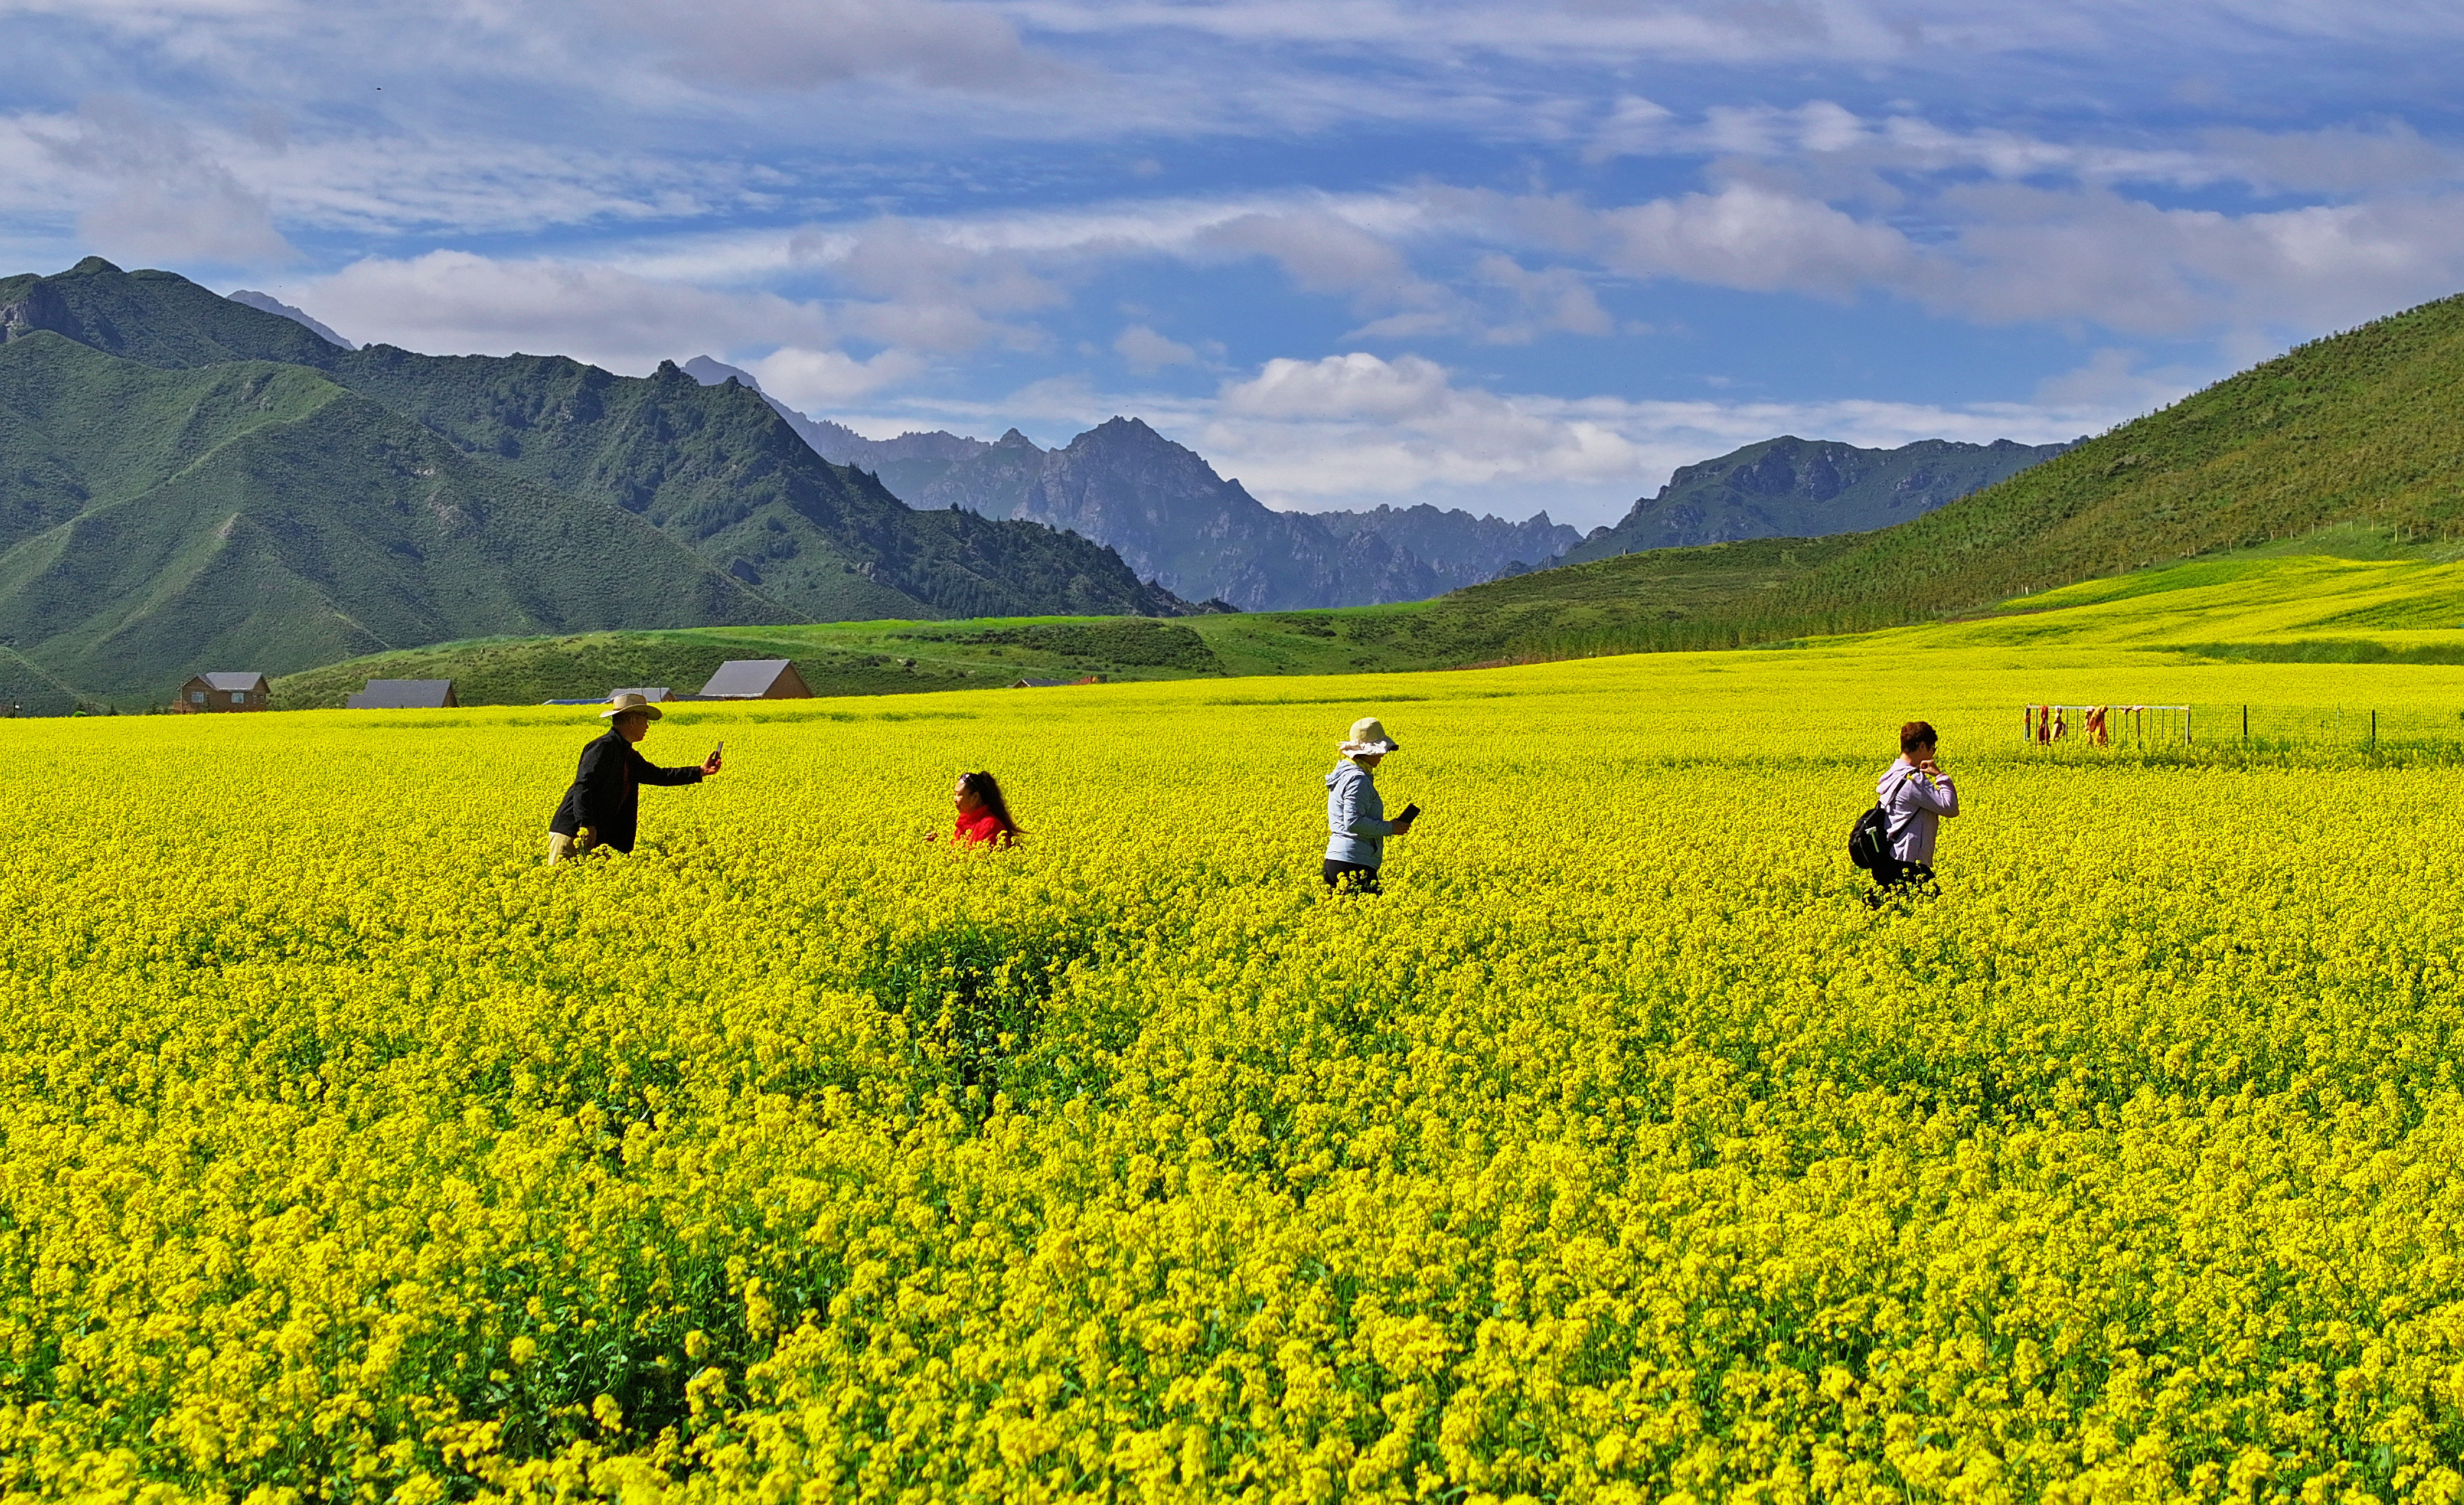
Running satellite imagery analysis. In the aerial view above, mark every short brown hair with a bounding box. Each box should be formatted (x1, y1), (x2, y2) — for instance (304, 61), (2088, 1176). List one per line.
(1900, 720), (1938, 753)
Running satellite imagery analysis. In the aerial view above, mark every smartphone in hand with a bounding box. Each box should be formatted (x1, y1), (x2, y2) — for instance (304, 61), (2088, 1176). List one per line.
(1397, 802), (1421, 824)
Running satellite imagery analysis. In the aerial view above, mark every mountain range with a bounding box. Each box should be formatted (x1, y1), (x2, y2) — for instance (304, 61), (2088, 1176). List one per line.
(1553, 435), (2076, 566)
(0, 255), (2099, 713)
(685, 357), (1582, 609)
(275, 283), (2464, 706)
(0, 258), (1182, 709)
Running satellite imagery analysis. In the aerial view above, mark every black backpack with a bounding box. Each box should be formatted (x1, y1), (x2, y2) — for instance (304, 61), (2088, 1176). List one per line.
(1847, 773), (1913, 871)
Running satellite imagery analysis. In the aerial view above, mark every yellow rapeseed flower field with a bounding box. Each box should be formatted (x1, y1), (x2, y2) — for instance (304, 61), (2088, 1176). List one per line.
(6, 644), (2464, 1504)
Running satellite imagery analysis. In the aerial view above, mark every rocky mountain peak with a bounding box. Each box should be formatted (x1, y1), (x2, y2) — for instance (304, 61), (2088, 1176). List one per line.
(683, 355), (761, 391)
(1556, 432), (2075, 565)
(226, 290), (356, 350)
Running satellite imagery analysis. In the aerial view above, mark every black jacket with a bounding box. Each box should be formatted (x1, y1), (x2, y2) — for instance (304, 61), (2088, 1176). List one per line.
(549, 728), (703, 853)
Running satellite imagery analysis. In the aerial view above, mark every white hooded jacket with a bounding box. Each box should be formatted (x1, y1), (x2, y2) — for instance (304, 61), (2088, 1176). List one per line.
(1877, 758), (1959, 864)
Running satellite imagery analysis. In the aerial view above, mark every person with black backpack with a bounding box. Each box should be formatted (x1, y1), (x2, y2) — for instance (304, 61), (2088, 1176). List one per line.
(1851, 720), (1959, 899)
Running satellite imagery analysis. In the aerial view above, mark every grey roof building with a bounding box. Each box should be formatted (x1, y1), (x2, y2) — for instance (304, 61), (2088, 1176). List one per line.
(696, 660), (811, 700)
(607, 687), (676, 702)
(347, 679), (459, 710)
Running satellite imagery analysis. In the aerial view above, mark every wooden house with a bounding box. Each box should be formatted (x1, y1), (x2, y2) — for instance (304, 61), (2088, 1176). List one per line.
(347, 679), (459, 710)
(696, 660), (811, 700)
(174, 672), (270, 713)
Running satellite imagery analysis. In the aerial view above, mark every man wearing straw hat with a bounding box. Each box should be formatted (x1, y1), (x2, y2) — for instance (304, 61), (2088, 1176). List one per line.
(1324, 716), (1416, 893)
(546, 692), (724, 863)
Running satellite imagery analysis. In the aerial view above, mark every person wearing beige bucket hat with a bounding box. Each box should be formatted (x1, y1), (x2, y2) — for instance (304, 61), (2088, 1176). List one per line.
(545, 692), (724, 863)
(1323, 716), (1416, 893)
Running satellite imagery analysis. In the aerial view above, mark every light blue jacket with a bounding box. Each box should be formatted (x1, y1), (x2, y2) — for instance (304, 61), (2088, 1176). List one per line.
(1325, 759), (1396, 866)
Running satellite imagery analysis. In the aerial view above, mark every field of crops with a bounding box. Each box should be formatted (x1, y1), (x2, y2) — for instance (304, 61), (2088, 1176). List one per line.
(8, 644), (2464, 1503)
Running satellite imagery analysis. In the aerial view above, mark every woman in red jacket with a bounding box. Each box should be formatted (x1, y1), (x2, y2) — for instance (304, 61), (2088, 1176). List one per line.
(951, 771), (1021, 845)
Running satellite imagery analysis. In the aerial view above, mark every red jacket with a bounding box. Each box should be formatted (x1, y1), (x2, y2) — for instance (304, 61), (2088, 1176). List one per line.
(953, 809), (1011, 845)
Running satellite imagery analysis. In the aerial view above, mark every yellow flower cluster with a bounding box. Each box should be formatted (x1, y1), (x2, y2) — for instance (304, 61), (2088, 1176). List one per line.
(4, 649), (2464, 1504)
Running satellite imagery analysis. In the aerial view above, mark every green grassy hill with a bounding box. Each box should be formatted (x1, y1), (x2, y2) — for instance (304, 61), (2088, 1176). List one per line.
(0, 258), (1188, 706)
(1701, 292), (2464, 637)
(1397, 288), (2464, 660)
(0, 336), (783, 710)
(270, 616), (1230, 708)
(266, 539), (1866, 706)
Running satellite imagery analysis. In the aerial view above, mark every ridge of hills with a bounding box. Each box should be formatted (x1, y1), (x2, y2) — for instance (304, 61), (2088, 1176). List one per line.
(688, 358), (1582, 606)
(1554, 435), (2075, 565)
(0, 259), (1184, 709)
(271, 285), (2464, 706)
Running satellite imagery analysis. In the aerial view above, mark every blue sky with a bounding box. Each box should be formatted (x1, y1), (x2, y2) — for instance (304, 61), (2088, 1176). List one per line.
(8, 1), (2464, 528)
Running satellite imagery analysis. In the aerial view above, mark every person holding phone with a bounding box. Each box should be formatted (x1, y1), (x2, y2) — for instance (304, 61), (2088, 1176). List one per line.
(546, 692), (724, 863)
(1871, 719), (1958, 897)
(1324, 716), (1415, 894)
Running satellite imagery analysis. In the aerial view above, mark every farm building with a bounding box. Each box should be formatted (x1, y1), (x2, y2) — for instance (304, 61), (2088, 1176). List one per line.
(607, 687), (677, 703)
(173, 672), (270, 712)
(697, 660), (811, 700)
(1011, 675), (1104, 688)
(347, 679), (459, 710)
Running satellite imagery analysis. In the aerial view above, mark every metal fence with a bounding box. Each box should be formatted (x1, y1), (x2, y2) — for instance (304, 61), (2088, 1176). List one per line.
(2017, 702), (2464, 757)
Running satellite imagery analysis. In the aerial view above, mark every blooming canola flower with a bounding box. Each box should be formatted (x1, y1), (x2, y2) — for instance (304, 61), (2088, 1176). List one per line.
(2, 649), (2463, 1502)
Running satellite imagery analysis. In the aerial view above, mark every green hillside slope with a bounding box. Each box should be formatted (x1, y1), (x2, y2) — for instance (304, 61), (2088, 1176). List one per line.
(1712, 293), (2464, 637)
(1386, 288), (2464, 658)
(0, 256), (345, 368)
(0, 332), (343, 551)
(272, 525), (2464, 713)
(1, 259), (1183, 627)
(0, 336), (782, 702)
(323, 349), (1173, 621)
(271, 616), (1223, 708)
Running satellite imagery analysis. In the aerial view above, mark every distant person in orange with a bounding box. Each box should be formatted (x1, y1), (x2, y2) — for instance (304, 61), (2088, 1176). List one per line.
(546, 693), (722, 863)
(951, 771), (1020, 845)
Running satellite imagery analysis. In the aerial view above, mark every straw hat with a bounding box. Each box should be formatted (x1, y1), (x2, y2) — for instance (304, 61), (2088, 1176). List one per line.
(1339, 716), (1399, 755)
(601, 691), (663, 721)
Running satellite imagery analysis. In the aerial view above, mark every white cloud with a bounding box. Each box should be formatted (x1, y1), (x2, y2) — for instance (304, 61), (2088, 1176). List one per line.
(1195, 207), (1449, 315)
(1203, 352), (1651, 521)
(792, 217), (1066, 354)
(592, 0), (1068, 92)
(1220, 352), (1458, 422)
(1171, 350), (2128, 527)
(1604, 184), (1918, 297)
(748, 346), (931, 407)
(1923, 183), (2464, 334)
(2032, 347), (2210, 410)
(297, 250), (838, 369)
(1113, 322), (1195, 372)
(34, 97), (293, 267)
(1473, 254), (1613, 342)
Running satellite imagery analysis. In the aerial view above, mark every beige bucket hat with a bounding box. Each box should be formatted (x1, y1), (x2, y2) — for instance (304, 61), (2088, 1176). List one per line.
(601, 691), (664, 721)
(1339, 716), (1399, 755)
